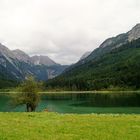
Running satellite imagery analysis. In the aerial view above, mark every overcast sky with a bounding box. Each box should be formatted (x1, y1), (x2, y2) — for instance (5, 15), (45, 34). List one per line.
(0, 0), (140, 64)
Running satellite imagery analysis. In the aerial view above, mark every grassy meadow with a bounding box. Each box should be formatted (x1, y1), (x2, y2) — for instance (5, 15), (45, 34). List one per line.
(0, 113), (140, 140)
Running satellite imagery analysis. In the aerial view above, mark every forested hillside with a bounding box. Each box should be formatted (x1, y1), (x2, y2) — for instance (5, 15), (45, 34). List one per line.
(46, 38), (140, 90)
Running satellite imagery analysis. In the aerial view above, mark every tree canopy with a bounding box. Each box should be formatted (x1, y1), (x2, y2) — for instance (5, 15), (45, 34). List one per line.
(13, 76), (43, 112)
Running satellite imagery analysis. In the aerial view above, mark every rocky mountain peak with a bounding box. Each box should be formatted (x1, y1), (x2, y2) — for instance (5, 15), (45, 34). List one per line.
(99, 24), (140, 49)
(128, 23), (140, 41)
(31, 55), (57, 66)
(0, 43), (16, 59)
(12, 49), (31, 63)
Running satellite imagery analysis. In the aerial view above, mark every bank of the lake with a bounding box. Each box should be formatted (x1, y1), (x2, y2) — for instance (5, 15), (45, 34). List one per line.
(0, 113), (139, 140)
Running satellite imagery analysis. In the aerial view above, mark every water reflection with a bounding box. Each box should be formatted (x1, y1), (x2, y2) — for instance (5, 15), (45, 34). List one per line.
(0, 92), (140, 114)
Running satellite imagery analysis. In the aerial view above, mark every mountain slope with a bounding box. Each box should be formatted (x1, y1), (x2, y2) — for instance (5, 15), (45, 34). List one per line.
(69, 24), (140, 68)
(47, 24), (140, 90)
(80, 51), (91, 60)
(47, 39), (140, 90)
(0, 44), (68, 88)
(12, 49), (31, 63)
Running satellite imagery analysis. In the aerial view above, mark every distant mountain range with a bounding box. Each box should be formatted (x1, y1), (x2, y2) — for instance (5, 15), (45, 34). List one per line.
(47, 24), (140, 90)
(12, 49), (59, 66)
(0, 44), (68, 85)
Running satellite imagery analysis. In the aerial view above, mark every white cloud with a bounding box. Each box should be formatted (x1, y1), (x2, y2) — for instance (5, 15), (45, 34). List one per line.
(0, 0), (140, 64)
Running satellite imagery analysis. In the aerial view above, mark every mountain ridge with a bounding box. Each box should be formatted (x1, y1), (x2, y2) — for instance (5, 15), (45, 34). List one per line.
(64, 24), (140, 71)
(80, 51), (91, 60)
(0, 44), (68, 83)
(46, 24), (140, 90)
(31, 55), (57, 66)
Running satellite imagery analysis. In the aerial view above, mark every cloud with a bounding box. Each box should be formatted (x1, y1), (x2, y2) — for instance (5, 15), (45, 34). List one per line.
(0, 0), (140, 64)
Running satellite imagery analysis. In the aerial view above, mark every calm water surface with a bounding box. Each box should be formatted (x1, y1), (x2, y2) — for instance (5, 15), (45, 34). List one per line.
(0, 93), (140, 114)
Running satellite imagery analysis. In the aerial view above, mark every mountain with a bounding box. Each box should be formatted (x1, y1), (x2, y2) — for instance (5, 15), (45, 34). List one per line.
(0, 44), (68, 88)
(46, 24), (140, 90)
(80, 52), (91, 60)
(128, 24), (140, 41)
(80, 23), (140, 63)
(31, 55), (57, 66)
(12, 49), (31, 63)
(0, 43), (16, 59)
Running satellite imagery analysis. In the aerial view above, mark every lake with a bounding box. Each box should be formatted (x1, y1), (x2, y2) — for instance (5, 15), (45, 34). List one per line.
(0, 92), (140, 114)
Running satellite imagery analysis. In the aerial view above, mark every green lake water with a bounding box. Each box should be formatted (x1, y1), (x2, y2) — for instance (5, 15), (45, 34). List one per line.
(0, 93), (140, 114)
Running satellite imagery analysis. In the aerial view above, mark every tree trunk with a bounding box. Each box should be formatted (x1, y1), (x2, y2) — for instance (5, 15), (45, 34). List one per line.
(26, 103), (36, 112)
(26, 104), (32, 112)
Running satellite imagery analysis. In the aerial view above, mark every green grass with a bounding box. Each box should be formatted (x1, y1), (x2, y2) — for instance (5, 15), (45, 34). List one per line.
(0, 113), (140, 140)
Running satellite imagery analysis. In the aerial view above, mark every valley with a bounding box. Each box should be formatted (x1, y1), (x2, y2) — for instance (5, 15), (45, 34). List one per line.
(0, 0), (140, 139)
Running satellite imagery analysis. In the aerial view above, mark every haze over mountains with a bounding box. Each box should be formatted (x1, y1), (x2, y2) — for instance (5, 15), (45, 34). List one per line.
(1, 23), (140, 89)
(80, 52), (91, 60)
(0, 44), (68, 82)
(47, 24), (140, 90)
(12, 49), (58, 66)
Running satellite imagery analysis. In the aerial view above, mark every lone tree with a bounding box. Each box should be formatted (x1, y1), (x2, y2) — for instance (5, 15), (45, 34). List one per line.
(14, 76), (43, 112)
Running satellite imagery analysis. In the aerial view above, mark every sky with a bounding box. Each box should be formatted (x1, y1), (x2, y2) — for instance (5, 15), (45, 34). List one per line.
(0, 0), (140, 65)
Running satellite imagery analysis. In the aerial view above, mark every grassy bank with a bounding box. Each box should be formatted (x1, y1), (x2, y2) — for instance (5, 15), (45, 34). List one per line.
(0, 113), (139, 140)
(1, 90), (140, 95)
